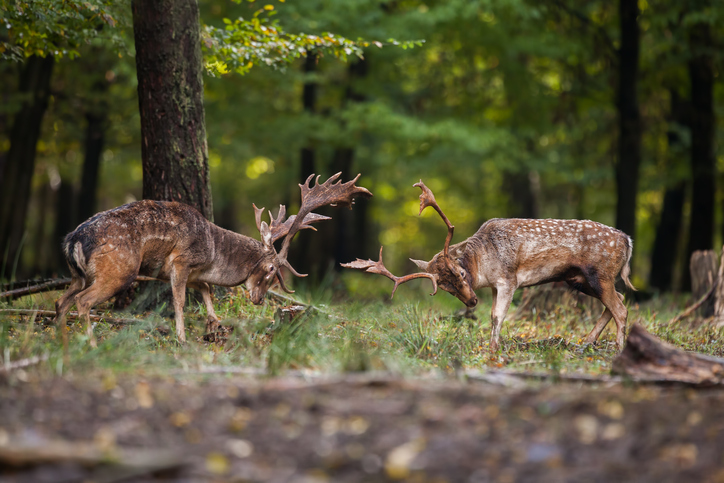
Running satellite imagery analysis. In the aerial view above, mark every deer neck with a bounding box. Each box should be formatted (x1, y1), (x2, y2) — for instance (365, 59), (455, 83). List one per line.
(462, 233), (495, 289)
(200, 224), (267, 286)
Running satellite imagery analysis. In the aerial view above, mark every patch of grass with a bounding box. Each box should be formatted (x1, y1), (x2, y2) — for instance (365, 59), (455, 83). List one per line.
(1, 283), (723, 381)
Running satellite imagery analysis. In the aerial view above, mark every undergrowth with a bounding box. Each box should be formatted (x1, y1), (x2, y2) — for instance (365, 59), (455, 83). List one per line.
(1, 282), (722, 380)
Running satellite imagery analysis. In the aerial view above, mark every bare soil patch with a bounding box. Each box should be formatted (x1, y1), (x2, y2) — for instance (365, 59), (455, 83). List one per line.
(2, 373), (724, 482)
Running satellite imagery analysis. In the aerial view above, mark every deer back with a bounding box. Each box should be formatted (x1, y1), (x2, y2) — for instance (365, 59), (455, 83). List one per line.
(462, 218), (633, 289)
(63, 200), (265, 285)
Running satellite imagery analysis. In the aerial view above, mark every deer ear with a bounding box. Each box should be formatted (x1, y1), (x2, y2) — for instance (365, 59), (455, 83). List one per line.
(260, 221), (273, 249)
(410, 258), (430, 272)
(451, 241), (468, 259)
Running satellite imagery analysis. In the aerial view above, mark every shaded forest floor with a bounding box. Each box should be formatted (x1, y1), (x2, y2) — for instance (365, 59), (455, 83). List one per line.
(2, 284), (724, 481)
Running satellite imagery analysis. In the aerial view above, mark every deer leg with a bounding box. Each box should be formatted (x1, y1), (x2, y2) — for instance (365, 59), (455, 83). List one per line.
(583, 292), (624, 345)
(489, 283), (516, 353)
(54, 276), (85, 346)
(74, 277), (131, 348)
(598, 283), (628, 350)
(189, 282), (219, 334)
(170, 263), (191, 343)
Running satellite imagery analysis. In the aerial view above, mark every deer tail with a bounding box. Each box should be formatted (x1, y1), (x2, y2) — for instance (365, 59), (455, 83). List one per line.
(63, 236), (89, 279)
(620, 236), (636, 291)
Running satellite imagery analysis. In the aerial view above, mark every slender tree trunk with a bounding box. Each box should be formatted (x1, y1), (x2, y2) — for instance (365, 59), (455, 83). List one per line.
(77, 111), (106, 222)
(331, 58), (369, 269)
(31, 178), (52, 276)
(683, 19), (715, 291)
(503, 170), (540, 219)
(292, 52), (319, 276)
(77, 50), (112, 223)
(52, 180), (76, 275)
(132, 0), (212, 220)
(614, 0), (641, 244)
(649, 184), (686, 291)
(0, 55), (54, 278)
(649, 90), (687, 292)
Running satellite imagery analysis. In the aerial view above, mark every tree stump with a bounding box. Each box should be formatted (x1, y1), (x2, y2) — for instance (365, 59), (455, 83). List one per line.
(713, 249), (724, 327)
(690, 250), (717, 317)
(611, 323), (724, 385)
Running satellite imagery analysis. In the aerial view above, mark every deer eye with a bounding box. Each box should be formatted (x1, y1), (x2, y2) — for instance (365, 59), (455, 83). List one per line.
(460, 270), (465, 277)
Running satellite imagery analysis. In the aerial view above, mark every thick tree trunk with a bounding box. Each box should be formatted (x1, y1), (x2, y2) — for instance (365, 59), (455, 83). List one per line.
(132, 0), (212, 220)
(614, 0), (641, 244)
(683, 20), (715, 291)
(0, 55), (54, 278)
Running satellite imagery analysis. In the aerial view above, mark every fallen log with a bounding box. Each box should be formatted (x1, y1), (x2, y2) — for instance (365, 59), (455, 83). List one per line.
(668, 280), (718, 325)
(611, 323), (724, 385)
(0, 275), (159, 301)
(0, 309), (141, 326)
(0, 278), (71, 301)
(0, 439), (182, 479)
(0, 354), (49, 373)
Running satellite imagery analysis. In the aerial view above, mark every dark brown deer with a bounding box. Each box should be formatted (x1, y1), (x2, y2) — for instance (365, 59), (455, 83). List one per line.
(56, 173), (372, 345)
(343, 180), (635, 352)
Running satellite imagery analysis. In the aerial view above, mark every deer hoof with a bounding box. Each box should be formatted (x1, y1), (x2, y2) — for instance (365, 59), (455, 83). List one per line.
(205, 317), (221, 334)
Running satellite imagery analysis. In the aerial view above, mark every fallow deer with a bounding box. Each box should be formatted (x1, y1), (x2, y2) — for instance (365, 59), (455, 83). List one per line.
(343, 180), (635, 352)
(56, 173), (372, 345)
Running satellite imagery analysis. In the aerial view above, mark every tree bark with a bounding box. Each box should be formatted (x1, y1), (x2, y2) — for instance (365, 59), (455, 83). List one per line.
(52, 180), (76, 275)
(331, 58), (369, 270)
(0, 55), (54, 278)
(612, 323), (724, 385)
(132, 0), (212, 220)
(684, 19), (715, 291)
(689, 250), (717, 317)
(503, 170), (540, 219)
(649, 90), (687, 292)
(77, 111), (106, 223)
(291, 52), (319, 277)
(614, 0), (641, 245)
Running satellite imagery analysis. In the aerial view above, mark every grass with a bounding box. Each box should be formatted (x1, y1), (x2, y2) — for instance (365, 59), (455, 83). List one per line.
(1, 278), (723, 381)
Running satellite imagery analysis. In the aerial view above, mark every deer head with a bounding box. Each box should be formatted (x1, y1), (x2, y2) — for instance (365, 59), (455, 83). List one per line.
(342, 180), (477, 307)
(247, 172), (372, 303)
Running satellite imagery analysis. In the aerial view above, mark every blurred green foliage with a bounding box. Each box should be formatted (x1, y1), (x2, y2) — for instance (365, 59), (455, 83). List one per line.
(1, 0), (723, 292)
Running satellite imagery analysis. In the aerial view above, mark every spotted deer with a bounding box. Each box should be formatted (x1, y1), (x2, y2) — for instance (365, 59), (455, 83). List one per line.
(343, 180), (635, 352)
(55, 173), (372, 345)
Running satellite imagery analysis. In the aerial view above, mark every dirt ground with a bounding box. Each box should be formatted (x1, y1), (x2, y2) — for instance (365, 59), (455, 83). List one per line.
(2, 372), (724, 483)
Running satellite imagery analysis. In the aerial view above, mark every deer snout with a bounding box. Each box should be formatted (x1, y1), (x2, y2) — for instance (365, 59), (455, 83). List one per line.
(465, 295), (478, 308)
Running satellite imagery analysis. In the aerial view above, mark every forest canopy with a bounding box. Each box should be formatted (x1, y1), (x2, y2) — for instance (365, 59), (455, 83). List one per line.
(0, 0), (722, 294)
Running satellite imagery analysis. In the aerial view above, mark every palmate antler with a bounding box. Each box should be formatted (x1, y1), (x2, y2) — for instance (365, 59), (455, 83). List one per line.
(342, 179), (454, 298)
(278, 172), (373, 265)
(253, 204), (331, 242)
(254, 172), (372, 293)
(342, 247), (438, 297)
